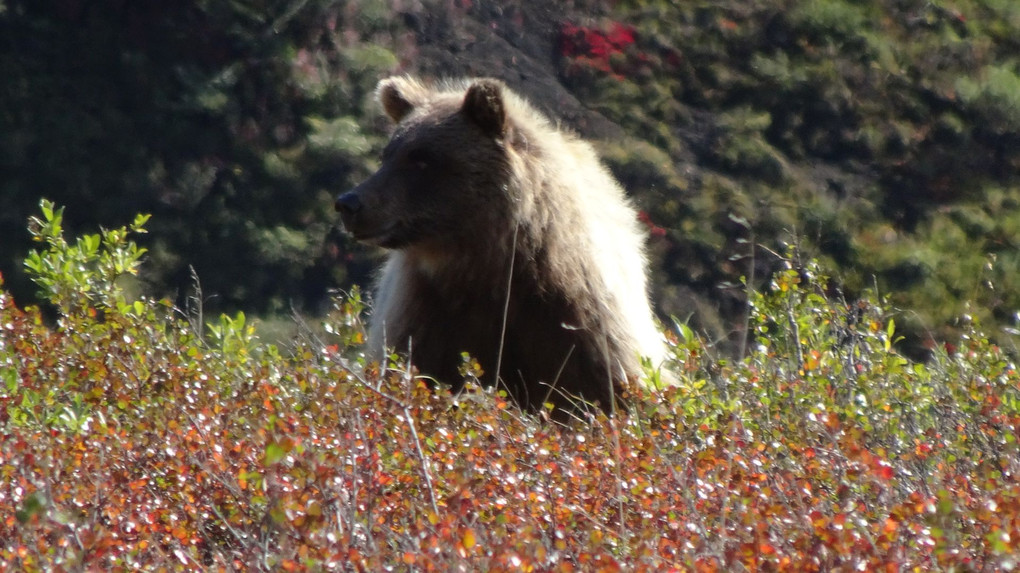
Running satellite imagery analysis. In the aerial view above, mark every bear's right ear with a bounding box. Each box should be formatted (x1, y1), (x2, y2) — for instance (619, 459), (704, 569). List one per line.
(462, 79), (508, 139)
(377, 77), (422, 123)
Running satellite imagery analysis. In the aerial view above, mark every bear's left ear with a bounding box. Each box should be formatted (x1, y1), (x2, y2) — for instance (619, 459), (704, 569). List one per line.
(462, 79), (508, 139)
(377, 76), (426, 123)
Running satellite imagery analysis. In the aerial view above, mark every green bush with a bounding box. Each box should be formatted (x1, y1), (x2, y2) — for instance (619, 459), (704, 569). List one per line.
(24, 198), (150, 318)
(788, 0), (868, 45)
(956, 65), (1020, 134)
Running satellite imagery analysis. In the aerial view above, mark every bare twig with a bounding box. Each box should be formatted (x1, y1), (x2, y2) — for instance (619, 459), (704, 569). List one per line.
(786, 296), (804, 375)
(187, 265), (204, 340)
(494, 221), (520, 394)
(540, 344), (576, 409)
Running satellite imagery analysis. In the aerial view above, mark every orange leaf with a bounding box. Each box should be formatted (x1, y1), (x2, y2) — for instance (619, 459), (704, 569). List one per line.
(883, 517), (898, 535)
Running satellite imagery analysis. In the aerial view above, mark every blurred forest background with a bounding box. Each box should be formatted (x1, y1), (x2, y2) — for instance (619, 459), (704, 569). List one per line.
(1, 0), (1018, 356)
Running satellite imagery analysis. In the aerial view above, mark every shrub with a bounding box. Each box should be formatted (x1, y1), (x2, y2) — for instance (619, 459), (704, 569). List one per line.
(3, 204), (1019, 569)
(956, 65), (1020, 134)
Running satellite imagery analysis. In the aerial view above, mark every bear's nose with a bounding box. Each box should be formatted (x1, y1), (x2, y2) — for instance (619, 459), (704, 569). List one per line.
(334, 192), (362, 216)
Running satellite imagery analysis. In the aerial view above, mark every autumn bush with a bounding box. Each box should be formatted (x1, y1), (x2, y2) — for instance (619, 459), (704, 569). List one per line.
(2, 201), (1019, 570)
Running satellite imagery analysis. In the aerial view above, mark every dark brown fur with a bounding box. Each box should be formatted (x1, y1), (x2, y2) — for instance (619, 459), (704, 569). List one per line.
(336, 77), (666, 414)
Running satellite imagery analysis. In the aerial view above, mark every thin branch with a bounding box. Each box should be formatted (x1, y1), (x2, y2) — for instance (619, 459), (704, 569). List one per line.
(494, 221), (520, 393)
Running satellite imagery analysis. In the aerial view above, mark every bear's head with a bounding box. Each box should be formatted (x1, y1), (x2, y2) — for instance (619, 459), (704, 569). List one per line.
(335, 77), (516, 253)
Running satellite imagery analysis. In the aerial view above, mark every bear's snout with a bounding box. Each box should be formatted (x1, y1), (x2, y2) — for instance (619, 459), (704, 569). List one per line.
(334, 192), (362, 216)
(336, 190), (390, 244)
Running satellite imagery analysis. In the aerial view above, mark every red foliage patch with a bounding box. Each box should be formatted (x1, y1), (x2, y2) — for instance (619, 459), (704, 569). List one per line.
(638, 210), (668, 238)
(560, 21), (637, 76)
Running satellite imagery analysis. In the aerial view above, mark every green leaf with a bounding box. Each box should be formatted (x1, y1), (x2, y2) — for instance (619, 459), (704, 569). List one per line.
(40, 199), (54, 222)
(16, 492), (46, 524)
(264, 442), (287, 465)
(885, 319), (895, 352)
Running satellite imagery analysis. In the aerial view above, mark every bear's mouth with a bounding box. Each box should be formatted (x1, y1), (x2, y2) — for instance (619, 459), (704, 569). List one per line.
(340, 213), (421, 250)
(339, 213), (392, 244)
(347, 224), (407, 249)
(349, 228), (390, 245)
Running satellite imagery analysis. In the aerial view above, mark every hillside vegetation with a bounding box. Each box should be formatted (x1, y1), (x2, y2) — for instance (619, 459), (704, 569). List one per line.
(1, 0), (1018, 353)
(563, 0), (1020, 354)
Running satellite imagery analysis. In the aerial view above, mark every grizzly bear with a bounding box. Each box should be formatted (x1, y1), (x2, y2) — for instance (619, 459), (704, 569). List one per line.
(335, 76), (667, 414)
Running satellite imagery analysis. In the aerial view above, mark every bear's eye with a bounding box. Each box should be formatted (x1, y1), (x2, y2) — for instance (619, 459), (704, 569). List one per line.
(406, 149), (434, 171)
